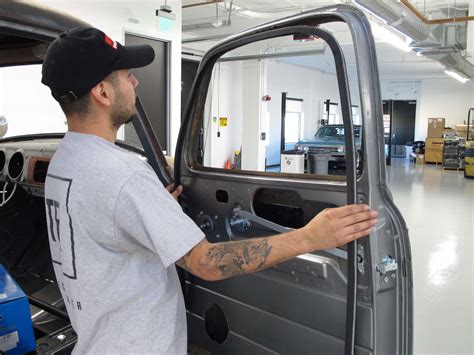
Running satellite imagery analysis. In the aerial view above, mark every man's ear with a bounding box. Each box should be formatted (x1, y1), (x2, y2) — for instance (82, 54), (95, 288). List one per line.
(90, 81), (113, 107)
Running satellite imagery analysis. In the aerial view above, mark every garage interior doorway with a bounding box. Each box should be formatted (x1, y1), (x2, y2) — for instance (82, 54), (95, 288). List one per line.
(123, 33), (170, 153)
(280, 93), (304, 152)
(383, 100), (417, 165)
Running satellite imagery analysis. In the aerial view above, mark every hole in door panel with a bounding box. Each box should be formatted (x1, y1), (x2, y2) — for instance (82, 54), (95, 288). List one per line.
(215, 189), (229, 203)
(204, 303), (229, 344)
(252, 188), (337, 229)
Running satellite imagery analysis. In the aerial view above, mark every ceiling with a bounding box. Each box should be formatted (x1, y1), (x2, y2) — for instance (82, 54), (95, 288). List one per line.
(181, 0), (472, 82)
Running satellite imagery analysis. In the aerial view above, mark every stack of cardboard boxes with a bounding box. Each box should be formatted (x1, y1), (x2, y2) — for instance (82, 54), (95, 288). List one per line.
(425, 118), (445, 164)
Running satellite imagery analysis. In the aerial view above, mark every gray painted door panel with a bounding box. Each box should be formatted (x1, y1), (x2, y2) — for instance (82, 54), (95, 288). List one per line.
(175, 4), (413, 355)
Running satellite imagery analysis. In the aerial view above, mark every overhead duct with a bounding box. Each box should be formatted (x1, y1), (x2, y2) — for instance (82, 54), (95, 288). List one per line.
(353, 0), (439, 46)
(421, 49), (474, 78)
(354, 0), (474, 79)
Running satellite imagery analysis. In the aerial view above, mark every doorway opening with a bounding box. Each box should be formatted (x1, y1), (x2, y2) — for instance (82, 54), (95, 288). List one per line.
(383, 100), (417, 165)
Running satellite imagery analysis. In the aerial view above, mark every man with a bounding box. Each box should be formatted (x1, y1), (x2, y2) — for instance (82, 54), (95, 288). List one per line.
(42, 27), (377, 354)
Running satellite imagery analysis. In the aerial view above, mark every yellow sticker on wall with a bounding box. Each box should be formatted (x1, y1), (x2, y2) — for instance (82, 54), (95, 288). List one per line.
(219, 117), (228, 127)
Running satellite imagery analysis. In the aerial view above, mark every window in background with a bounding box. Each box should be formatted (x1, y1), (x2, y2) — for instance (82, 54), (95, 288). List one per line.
(352, 105), (361, 125)
(322, 99), (340, 125)
(0, 65), (66, 137)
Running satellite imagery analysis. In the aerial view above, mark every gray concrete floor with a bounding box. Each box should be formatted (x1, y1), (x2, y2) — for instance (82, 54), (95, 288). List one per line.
(387, 158), (473, 355)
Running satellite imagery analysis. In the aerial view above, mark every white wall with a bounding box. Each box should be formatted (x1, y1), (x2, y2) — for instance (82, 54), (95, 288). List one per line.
(266, 62), (341, 165)
(1, 0), (183, 154)
(380, 81), (421, 101)
(203, 62), (243, 169)
(417, 79), (474, 140)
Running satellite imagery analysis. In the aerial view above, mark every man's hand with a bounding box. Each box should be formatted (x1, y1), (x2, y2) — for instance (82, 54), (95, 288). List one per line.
(166, 184), (183, 201)
(302, 204), (377, 250)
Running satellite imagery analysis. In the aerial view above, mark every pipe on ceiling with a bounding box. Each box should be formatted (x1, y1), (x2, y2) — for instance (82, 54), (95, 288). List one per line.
(182, 0), (223, 9)
(218, 48), (326, 62)
(182, 34), (233, 43)
(182, 20), (230, 31)
(400, 0), (474, 25)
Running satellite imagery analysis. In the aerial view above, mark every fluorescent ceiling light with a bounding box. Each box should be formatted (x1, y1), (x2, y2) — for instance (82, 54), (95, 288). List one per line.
(444, 70), (470, 83)
(370, 21), (411, 52)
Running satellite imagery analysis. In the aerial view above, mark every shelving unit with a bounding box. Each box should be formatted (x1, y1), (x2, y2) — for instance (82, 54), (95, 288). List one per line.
(442, 138), (465, 170)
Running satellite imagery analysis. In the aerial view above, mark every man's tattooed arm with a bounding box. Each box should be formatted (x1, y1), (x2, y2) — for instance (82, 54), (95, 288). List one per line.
(176, 231), (309, 281)
(176, 204), (378, 281)
(204, 239), (273, 277)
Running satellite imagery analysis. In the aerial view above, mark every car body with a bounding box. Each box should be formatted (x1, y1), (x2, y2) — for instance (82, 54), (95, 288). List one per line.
(0, 1), (412, 354)
(294, 125), (362, 173)
(295, 124), (362, 156)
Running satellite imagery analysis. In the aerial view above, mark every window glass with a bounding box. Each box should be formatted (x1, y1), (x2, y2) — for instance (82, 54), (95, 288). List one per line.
(0, 64), (67, 137)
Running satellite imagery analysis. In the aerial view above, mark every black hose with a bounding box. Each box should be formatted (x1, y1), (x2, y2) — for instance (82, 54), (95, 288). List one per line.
(28, 296), (70, 321)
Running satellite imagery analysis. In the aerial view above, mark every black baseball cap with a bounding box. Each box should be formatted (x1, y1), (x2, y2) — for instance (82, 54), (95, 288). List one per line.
(41, 27), (155, 104)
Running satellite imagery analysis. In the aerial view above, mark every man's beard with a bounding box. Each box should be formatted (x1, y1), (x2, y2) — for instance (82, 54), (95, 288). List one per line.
(111, 90), (136, 129)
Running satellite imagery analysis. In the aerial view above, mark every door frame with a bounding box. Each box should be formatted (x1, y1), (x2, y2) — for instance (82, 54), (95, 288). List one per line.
(173, 6), (413, 355)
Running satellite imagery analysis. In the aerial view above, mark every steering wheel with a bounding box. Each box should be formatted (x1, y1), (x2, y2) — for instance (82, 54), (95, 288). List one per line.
(0, 182), (17, 207)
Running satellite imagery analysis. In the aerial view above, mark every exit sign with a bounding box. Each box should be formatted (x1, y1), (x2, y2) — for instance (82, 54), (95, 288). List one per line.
(159, 17), (173, 33)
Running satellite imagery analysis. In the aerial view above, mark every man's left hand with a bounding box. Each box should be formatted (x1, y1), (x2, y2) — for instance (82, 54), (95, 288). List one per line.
(166, 184), (183, 200)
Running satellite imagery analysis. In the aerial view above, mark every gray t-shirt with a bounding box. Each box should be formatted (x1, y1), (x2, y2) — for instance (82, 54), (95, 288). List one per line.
(44, 132), (204, 354)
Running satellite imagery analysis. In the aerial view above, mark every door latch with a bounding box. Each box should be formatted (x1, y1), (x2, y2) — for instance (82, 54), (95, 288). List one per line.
(357, 244), (365, 275)
(377, 256), (398, 280)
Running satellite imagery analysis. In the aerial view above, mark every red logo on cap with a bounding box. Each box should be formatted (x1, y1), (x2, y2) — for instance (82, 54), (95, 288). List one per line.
(104, 35), (118, 49)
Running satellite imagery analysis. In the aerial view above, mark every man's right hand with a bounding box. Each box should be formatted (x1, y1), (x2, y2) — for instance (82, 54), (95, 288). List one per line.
(302, 204), (377, 251)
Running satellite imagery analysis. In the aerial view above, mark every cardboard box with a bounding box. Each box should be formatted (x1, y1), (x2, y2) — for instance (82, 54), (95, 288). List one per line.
(426, 137), (444, 149)
(0, 265), (35, 354)
(427, 118), (445, 138)
(425, 148), (443, 164)
(455, 124), (474, 138)
(415, 154), (424, 164)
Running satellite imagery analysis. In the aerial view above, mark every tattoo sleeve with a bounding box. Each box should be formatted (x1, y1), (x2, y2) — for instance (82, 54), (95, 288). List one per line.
(177, 230), (306, 281)
(201, 239), (273, 279)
